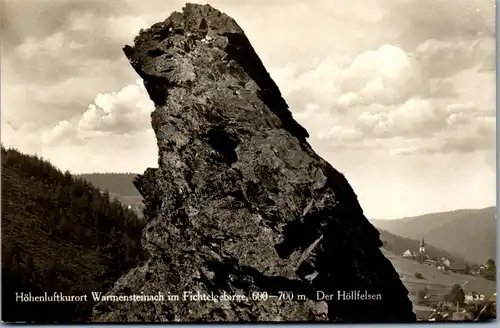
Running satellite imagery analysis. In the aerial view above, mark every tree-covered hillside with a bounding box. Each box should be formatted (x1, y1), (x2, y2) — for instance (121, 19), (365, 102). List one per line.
(1, 146), (146, 323)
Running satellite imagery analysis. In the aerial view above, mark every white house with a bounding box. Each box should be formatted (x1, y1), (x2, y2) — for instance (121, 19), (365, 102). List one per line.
(440, 257), (451, 268)
(403, 249), (415, 258)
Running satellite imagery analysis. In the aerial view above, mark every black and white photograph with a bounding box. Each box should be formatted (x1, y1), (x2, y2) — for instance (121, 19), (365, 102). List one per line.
(1, 0), (497, 323)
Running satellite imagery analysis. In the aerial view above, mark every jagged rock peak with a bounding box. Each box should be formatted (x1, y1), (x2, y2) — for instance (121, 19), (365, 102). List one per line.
(92, 3), (416, 323)
(123, 3), (309, 142)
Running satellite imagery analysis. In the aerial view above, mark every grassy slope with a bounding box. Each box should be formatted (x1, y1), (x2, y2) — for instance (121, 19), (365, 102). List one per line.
(381, 248), (496, 319)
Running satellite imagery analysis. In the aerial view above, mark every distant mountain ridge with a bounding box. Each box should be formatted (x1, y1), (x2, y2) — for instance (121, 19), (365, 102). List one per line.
(370, 207), (496, 264)
(77, 174), (145, 218)
(76, 173), (141, 196)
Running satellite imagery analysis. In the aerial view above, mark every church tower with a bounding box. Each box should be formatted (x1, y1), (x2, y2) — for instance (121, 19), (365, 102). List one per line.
(419, 237), (426, 254)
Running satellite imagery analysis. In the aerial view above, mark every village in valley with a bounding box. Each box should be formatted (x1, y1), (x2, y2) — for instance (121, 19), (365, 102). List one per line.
(402, 238), (491, 276)
(386, 237), (497, 321)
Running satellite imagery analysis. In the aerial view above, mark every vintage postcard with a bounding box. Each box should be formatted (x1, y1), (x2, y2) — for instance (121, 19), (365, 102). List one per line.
(1, 0), (496, 323)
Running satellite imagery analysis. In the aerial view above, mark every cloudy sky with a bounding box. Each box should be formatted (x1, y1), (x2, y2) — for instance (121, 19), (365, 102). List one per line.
(1, 0), (496, 218)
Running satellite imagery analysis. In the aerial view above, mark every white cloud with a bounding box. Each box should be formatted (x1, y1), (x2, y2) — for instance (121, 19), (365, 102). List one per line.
(392, 112), (495, 155)
(280, 44), (432, 123)
(447, 68), (496, 111)
(416, 37), (495, 77)
(67, 10), (167, 46)
(15, 32), (84, 60)
(39, 130), (158, 173)
(1, 121), (45, 156)
(77, 80), (153, 133)
(446, 112), (470, 126)
(271, 31), (494, 154)
(314, 93), (495, 155)
(387, 98), (441, 133)
(280, 56), (345, 114)
(355, 98), (441, 138)
(445, 102), (478, 113)
(317, 125), (363, 143)
(41, 80), (154, 146)
(291, 103), (320, 121)
(385, 0), (495, 49)
(336, 45), (428, 107)
(42, 120), (75, 146)
(3, 81), (158, 173)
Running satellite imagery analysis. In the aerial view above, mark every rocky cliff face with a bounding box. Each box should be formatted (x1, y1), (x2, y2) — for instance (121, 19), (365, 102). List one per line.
(92, 3), (416, 322)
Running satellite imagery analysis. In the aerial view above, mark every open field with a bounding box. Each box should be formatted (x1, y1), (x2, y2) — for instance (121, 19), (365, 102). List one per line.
(382, 248), (496, 319)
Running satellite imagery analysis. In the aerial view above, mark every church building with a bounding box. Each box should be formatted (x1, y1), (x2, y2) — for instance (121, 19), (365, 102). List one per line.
(419, 237), (426, 254)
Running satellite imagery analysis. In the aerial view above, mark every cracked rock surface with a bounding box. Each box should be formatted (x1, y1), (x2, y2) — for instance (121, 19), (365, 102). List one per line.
(92, 3), (416, 322)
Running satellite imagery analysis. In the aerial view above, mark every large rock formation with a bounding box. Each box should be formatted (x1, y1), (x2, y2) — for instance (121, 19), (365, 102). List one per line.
(92, 3), (416, 322)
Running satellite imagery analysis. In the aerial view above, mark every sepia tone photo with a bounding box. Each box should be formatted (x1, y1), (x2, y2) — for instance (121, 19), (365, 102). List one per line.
(1, 0), (497, 323)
